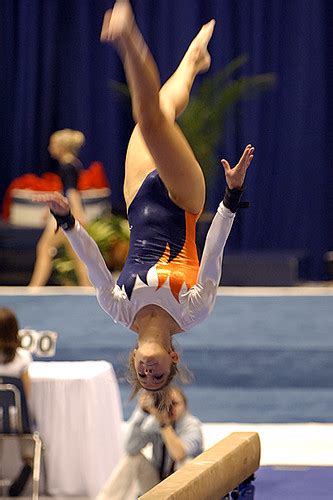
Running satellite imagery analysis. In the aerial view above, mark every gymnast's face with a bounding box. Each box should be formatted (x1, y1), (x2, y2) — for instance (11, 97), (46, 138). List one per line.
(134, 343), (178, 391)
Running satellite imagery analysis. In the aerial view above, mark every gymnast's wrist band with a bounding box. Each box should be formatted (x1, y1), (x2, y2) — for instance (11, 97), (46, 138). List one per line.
(223, 185), (249, 213)
(50, 210), (75, 232)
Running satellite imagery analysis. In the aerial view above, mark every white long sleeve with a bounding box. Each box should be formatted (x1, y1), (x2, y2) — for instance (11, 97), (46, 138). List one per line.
(181, 203), (235, 328)
(197, 202), (235, 287)
(64, 222), (132, 326)
(65, 221), (116, 289)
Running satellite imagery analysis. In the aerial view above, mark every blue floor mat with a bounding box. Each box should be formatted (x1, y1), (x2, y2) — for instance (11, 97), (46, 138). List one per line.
(1, 293), (333, 423)
(255, 466), (333, 500)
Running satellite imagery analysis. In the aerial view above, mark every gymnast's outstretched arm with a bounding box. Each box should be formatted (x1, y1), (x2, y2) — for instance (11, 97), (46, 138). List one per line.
(199, 143), (254, 287)
(197, 203), (235, 289)
(32, 192), (116, 289)
(183, 145), (254, 325)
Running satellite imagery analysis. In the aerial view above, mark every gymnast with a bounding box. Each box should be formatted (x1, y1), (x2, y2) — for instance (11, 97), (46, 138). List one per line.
(34, 0), (254, 405)
(29, 129), (90, 287)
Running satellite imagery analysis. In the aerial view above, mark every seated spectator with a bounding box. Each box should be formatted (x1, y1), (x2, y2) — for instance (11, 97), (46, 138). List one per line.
(96, 385), (203, 500)
(29, 129), (90, 287)
(0, 307), (34, 497)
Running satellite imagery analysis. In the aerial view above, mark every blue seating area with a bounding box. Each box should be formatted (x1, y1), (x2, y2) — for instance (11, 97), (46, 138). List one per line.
(0, 223), (43, 286)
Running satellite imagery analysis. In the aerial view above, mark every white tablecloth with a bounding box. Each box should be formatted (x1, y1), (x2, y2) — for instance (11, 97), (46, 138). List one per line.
(28, 360), (124, 497)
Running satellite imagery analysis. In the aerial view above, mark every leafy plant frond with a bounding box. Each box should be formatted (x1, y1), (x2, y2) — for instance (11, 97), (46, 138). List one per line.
(108, 80), (131, 97)
(179, 70), (276, 180)
(194, 54), (250, 99)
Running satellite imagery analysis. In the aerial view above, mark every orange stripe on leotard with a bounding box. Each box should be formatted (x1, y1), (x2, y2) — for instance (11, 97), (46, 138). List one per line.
(156, 211), (200, 302)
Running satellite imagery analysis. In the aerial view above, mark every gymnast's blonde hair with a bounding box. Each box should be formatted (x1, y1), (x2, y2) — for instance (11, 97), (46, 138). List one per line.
(50, 129), (85, 156)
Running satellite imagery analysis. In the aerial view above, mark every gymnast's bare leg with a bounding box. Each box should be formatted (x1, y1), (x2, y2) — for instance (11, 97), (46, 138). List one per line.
(28, 218), (63, 287)
(101, 0), (215, 214)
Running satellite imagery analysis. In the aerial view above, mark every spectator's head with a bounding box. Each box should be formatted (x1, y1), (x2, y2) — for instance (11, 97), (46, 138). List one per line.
(139, 384), (188, 419)
(48, 129), (85, 162)
(0, 308), (20, 364)
(167, 385), (188, 422)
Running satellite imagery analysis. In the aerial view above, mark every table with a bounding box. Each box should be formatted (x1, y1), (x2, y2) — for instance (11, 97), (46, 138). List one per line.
(28, 360), (124, 497)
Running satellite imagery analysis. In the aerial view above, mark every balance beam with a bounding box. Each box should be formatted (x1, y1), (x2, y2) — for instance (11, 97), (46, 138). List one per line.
(139, 432), (260, 500)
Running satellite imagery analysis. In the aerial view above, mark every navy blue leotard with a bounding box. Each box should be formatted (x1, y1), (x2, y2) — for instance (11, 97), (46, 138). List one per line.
(117, 170), (199, 300)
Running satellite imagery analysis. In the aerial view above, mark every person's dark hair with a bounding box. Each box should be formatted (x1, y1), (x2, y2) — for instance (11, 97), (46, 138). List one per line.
(126, 340), (192, 411)
(169, 385), (188, 409)
(0, 308), (20, 364)
(147, 384), (188, 413)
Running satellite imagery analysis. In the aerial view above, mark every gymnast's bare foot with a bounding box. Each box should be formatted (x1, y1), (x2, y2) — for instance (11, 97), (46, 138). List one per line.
(100, 1), (135, 44)
(186, 19), (216, 74)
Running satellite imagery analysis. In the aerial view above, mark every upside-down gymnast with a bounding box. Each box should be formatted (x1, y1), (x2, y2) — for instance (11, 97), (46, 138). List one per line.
(34, 0), (254, 407)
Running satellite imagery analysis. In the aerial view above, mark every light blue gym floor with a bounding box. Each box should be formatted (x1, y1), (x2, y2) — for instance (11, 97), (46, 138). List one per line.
(1, 286), (332, 422)
(1, 286), (333, 499)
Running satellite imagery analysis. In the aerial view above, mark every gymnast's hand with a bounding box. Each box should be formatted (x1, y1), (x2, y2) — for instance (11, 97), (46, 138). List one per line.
(221, 144), (255, 190)
(32, 192), (70, 216)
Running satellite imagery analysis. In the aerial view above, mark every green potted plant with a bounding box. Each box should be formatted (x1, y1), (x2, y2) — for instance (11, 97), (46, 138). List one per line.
(53, 214), (130, 285)
(178, 54), (276, 183)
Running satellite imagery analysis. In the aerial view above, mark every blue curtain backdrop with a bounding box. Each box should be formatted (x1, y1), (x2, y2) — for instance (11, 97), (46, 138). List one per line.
(0, 0), (330, 280)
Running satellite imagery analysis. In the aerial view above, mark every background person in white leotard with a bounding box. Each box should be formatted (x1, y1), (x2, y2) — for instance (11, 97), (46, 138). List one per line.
(33, 0), (254, 408)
